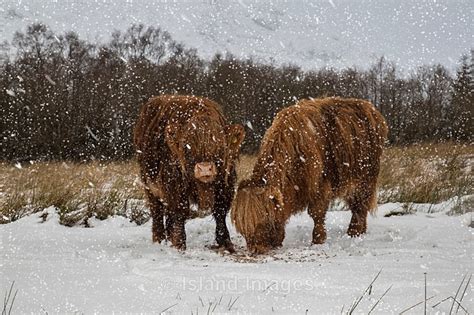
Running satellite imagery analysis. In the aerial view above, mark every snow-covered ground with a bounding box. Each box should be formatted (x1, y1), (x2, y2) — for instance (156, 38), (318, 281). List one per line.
(1, 201), (472, 314)
(1, 0), (472, 71)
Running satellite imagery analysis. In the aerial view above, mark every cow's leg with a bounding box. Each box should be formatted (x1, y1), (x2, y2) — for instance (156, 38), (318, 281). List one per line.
(308, 196), (330, 245)
(146, 191), (165, 243)
(169, 214), (187, 251)
(166, 199), (188, 251)
(165, 214), (173, 242)
(346, 182), (377, 237)
(212, 184), (234, 252)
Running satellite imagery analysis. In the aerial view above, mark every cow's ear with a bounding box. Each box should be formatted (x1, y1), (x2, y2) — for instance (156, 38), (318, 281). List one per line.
(165, 124), (186, 174)
(226, 124), (245, 153)
(224, 124), (245, 184)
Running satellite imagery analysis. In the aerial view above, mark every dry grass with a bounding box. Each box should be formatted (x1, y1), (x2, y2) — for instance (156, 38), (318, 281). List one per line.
(0, 161), (146, 225)
(378, 143), (473, 205)
(235, 155), (257, 184)
(1, 143), (473, 225)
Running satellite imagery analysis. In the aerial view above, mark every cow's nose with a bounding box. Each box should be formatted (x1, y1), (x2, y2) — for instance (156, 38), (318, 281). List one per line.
(194, 162), (217, 182)
(200, 164), (212, 172)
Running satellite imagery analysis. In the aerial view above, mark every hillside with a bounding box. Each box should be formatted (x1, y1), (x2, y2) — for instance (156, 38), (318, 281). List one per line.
(1, 0), (472, 70)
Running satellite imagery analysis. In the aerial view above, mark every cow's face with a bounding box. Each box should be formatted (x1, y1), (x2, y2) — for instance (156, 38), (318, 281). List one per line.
(165, 118), (245, 209)
(181, 120), (243, 180)
(194, 162), (217, 183)
(184, 123), (224, 184)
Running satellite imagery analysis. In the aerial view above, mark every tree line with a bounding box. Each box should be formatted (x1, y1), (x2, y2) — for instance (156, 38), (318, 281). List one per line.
(1, 23), (472, 161)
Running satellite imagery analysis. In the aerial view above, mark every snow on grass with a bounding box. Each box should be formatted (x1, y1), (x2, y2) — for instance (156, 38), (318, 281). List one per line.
(1, 202), (472, 314)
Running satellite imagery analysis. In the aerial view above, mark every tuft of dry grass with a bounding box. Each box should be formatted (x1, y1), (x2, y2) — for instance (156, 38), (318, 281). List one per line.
(1, 143), (472, 226)
(377, 143), (473, 206)
(0, 161), (146, 225)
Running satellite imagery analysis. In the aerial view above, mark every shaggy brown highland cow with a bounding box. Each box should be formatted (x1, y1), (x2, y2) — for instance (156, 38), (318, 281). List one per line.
(231, 97), (388, 254)
(134, 95), (245, 251)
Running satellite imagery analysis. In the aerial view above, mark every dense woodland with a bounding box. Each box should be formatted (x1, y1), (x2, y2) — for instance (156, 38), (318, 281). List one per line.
(1, 23), (473, 161)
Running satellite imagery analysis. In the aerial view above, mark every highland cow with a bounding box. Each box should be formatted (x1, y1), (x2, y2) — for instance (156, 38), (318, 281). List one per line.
(134, 95), (245, 251)
(231, 97), (388, 254)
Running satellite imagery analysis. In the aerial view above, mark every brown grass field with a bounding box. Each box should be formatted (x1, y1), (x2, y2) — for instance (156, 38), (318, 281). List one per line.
(1, 143), (473, 225)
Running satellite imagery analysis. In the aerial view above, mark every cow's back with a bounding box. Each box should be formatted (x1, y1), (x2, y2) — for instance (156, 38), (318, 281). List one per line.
(303, 98), (387, 191)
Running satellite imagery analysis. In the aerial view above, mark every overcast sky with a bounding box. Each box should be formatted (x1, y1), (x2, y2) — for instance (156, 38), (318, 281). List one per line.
(1, 0), (472, 71)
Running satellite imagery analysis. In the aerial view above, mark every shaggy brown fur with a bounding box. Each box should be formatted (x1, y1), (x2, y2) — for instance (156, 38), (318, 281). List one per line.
(134, 95), (245, 251)
(231, 97), (388, 254)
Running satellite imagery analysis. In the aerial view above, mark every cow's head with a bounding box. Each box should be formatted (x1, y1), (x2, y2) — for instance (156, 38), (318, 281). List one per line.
(231, 180), (285, 254)
(165, 116), (245, 210)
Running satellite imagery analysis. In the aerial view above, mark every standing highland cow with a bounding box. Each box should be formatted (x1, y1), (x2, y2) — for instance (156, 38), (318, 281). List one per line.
(231, 97), (388, 254)
(134, 95), (245, 251)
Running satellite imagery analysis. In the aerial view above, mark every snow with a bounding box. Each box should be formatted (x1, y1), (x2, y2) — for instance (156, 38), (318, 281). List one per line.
(1, 202), (472, 313)
(5, 89), (16, 97)
(85, 125), (99, 141)
(246, 121), (254, 130)
(2, 0), (472, 71)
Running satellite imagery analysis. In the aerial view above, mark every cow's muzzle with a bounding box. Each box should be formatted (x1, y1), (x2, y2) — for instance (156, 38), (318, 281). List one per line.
(194, 162), (217, 183)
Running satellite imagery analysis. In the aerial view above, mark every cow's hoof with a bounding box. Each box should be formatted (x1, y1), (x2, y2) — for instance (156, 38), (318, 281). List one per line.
(347, 226), (366, 238)
(347, 229), (365, 237)
(312, 231), (327, 245)
(224, 243), (235, 253)
(171, 242), (186, 251)
(210, 242), (235, 254)
(152, 233), (165, 243)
